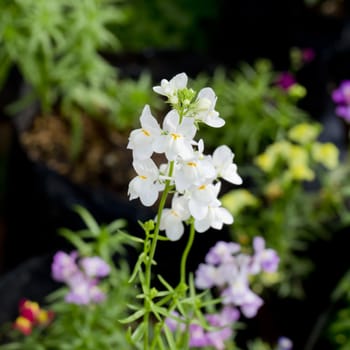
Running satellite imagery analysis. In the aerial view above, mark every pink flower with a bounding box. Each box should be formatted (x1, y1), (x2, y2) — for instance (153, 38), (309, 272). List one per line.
(275, 72), (296, 91)
(331, 80), (350, 122)
(301, 48), (315, 63)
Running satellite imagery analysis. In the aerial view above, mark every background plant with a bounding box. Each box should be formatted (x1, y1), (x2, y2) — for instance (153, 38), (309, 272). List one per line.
(191, 59), (308, 166)
(111, 0), (219, 52)
(221, 121), (347, 298)
(0, 206), (141, 350)
(0, 0), (163, 158)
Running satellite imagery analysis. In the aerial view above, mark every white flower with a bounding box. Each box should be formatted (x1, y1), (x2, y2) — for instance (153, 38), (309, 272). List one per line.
(212, 145), (242, 185)
(159, 195), (191, 241)
(153, 73), (188, 104)
(153, 109), (196, 161)
(188, 182), (221, 220)
(128, 158), (164, 206)
(195, 87), (225, 128)
(194, 204), (233, 233)
(127, 105), (161, 160)
(174, 141), (216, 192)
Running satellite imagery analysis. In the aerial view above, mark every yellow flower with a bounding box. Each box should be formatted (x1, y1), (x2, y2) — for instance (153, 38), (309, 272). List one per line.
(260, 271), (281, 286)
(221, 189), (259, 216)
(289, 163), (315, 181)
(288, 84), (307, 99)
(288, 122), (321, 144)
(264, 180), (284, 201)
(255, 141), (290, 172)
(271, 141), (291, 158)
(288, 144), (309, 164)
(255, 153), (275, 172)
(14, 316), (32, 335)
(311, 142), (339, 169)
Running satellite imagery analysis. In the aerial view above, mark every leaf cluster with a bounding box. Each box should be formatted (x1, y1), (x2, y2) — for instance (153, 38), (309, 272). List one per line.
(0, 0), (126, 117)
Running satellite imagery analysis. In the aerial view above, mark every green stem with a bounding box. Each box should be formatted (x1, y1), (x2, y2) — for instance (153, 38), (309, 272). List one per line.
(180, 219), (195, 286)
(150, 220), (196, 350)
(143, 161), (174, 350)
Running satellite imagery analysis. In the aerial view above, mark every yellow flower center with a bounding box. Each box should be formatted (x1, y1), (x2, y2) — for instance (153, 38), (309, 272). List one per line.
(171, 210), (179, 217)
(142, 129), (150, 136)
(171, 133), (181, 140)
(187, 161), (197, 167)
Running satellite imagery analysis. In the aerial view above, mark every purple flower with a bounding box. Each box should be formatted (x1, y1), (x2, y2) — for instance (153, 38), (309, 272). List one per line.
(251, 237), (279, 274)
(275, 72), (296, 91)
(165, 307), (239, 350)
(205, 241), (240, 265)
(51, 251), (109, 305)
(165, 311), (185, 332)
(240, 290), (264, 318)
(222, 280), (263, 318)
(335, 105), (350, 122)
(189, 324), (209, 348)
(80, 256), (110, 278)
(331, 81), (350, 122)
(332, 80), (350, 105)
(195, 264), (218, 289)
(51, 251), (79, 282)
(65, 273), (106, 305)
(202, 307), (239, 350)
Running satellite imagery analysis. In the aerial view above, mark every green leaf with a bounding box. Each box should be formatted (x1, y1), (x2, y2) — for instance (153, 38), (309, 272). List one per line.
(119, 308), (145, 324)
(59, 228), (92, 254)
(73, 205), (100, 236)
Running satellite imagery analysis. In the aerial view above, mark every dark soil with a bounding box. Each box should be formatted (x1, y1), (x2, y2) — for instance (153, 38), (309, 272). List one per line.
(20, 114), (134, 199)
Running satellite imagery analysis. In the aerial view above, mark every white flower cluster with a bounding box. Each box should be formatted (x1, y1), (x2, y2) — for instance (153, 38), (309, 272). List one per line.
(127, 73), (242, 241)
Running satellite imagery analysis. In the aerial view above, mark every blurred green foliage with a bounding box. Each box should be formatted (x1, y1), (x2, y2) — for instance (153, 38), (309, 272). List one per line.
(112, 0), (219, 52)
(0, 0), (126, 115)
(221, 121), (349, 298)
(192, 60), (308, 165)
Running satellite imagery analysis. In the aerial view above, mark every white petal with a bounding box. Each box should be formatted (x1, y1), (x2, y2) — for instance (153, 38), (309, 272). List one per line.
(133, 158), (159, 180)
(166, 221), (185, 241)
(218, 207), (234, 225)
(139, 184), (159, 206)
(194, 217), (210, 233)
(222, 165), (243, 185)
(172, 72), (188, 90)
(189, 199), (208, 220)
(163, 110), (180, 132)
(205, 113), (225, 128)
(140, 105), (161, 131)
(197, 87), (216, 102)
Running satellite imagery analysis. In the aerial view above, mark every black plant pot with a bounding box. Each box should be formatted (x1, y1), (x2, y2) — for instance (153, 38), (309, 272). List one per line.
(0, 253), (58, 325)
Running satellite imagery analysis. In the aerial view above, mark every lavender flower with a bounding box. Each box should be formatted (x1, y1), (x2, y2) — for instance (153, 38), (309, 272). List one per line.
(205, 241), (240, 265)
(65, 274), (106, 305)
(195, 240), (279, 319)
(251, 236), (280, 274)
(277, 336), (293, 350)
(52, 251), (79, 282)
(165, 307), (239, 350)
(80, 256), (110, 278)
(51, 251), (110, 305)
